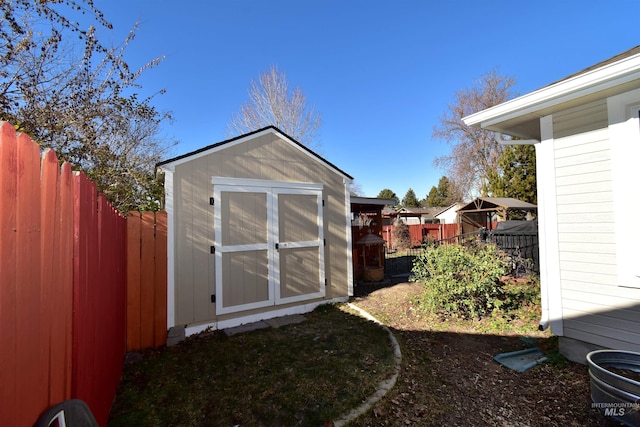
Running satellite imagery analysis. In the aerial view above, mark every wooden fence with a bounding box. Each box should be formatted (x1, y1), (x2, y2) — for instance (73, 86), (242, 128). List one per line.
(72, 173), (127, 427)
(382, 223), (460, 249)
(0, 122), (168, 426)
(127, 211), (167, 351)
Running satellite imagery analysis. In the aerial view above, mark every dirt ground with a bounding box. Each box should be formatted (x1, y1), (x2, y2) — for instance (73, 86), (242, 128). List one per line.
(348, 279), (623, 427)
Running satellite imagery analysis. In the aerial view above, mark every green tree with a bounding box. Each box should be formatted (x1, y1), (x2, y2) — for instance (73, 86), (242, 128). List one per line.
(487, 144), (537, 204)
(377, 188), (399, 206)
(402, 188), (420, 208)
(425, 176), (459, 207)
(0, 0), (173, 213)
(433, 70), (517, 198)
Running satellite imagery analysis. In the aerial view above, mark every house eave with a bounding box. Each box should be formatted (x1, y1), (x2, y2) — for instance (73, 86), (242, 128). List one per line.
(462, 51), (640, 139)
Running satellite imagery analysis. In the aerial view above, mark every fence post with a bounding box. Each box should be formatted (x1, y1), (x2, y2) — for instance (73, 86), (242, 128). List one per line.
(154, 211), (168, 347)
(126, 212), (142, 351)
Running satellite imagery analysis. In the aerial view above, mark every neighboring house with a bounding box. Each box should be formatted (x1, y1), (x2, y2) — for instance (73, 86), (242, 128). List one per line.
(463, 46), (640, 362)
(387, 207), (444, 225)
(435, 202), (465, 224)
(157, 126), (354, 337)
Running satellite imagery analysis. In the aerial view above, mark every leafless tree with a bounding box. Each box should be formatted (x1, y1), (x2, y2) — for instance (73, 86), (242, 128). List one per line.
(228, 66), (322, 150)
(392, 220), (411, 251)
(433, 69), (517, 199)
(349, 180), (363, 196)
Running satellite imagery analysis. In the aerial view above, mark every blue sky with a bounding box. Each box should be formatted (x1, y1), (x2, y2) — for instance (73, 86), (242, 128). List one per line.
(97, 0), (640, 200)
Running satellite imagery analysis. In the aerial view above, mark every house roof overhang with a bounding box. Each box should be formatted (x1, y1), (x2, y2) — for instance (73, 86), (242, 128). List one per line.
(462, 46), (640, 139)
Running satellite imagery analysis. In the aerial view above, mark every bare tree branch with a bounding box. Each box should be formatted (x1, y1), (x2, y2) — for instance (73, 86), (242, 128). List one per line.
(228, 65), (322, 150)
(432, 69), (517, 199)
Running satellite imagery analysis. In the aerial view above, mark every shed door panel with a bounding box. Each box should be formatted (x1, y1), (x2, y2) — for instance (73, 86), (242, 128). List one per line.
(275, 191), (325, 303)
(214, 183), (324, 315)
(215, 188), (272, 315)
(221, 250), (269, 308)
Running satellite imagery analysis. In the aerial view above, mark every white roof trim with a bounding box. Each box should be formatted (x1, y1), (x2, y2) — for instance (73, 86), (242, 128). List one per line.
(463, 51), (640, 128)
(158, 127), (353, 181)
(158, 128), (276, 172)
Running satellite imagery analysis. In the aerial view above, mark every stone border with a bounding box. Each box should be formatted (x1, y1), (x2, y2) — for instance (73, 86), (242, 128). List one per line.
(333, 303), (403, 426)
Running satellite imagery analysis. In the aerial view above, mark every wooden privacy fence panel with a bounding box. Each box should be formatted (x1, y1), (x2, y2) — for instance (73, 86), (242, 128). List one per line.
(0, 125), (75, 427)
(127, 210), (167, 351)
(72, 173), (127, 427)
(382, 223), (460, 249)
(0, 123), (128, 427)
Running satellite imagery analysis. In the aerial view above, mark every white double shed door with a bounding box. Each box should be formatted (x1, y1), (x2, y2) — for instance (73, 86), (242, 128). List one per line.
(212, 178), (325, 315)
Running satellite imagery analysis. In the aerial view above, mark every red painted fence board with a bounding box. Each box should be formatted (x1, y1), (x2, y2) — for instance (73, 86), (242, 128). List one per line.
(0, 123), (132, 426)
(126, 214), (142, 351)
(0, 122), (19, 426)
(72, 174), (127, 427)
(1, 119), (174, 425)
(382, 223), (461, 249)
(126, 211), (168, 351)
(15, 132), (48, 423)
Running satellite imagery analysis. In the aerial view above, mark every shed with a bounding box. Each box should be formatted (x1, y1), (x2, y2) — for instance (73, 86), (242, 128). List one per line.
(463, 45), (640, 362)
(157, 126), (353, 336)
(456, 197), (537, 233)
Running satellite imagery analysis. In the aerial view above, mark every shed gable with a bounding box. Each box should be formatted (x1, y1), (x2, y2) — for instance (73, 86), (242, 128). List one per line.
(158, 127), (353, 332)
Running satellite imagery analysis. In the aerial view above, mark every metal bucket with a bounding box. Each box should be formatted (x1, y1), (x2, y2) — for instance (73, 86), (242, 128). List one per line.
(586, 350), (640, 427)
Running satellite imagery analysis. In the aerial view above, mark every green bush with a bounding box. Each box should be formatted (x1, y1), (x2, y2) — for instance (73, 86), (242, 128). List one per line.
(411, 242), (509, 319)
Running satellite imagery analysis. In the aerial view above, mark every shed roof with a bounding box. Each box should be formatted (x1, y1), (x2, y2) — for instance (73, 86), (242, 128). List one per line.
(157, 126), (353, 180)
(351, 196), (396, 207)
(458, 197), (537, 212)
(395, 207), (443, 219)
(462, 45), (640, 139)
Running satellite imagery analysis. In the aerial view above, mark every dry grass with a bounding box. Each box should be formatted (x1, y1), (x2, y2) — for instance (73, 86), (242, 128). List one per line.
(108, 304), (397, 426)
(109, 278), (616, 427)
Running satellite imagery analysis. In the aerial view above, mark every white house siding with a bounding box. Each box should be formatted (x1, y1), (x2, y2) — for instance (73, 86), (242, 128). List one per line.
(553, 119), (640, 353)
(553, 99), (608, 139)
(435, 203), (463, 224)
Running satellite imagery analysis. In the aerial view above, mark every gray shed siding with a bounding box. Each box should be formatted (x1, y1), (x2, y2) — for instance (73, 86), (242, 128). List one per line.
(170, 132), (350, 327)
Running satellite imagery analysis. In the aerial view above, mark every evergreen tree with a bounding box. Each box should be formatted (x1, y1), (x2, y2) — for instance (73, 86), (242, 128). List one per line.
(426, 186), (440, 207)
(487, 145), (537, 204)
(402, 188), (420, 208)
(426, 176), (458, 207)
(377, 188), (399, 206)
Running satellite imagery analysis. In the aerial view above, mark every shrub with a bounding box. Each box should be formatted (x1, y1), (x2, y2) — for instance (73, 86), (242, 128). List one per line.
(411, 242), (509, 319)
(392, 220), (411, 250)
